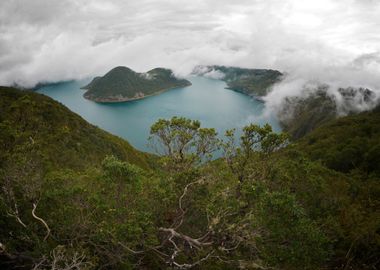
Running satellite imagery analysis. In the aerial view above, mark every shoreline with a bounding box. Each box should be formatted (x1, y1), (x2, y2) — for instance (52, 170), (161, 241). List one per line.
(224, 87), (265, 103)
(83, 82), (192, 103)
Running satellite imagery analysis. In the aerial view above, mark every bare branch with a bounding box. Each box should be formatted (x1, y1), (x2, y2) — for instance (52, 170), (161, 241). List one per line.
(159, 228), (213, 249)
(32, 202), (50, 241)
(219, 240), (242, 252)
(32, 256), (47, 270)
(173, 178), (203, 229)
(117, 242), (144, 255)
(172, 251), (215, 269)
(2, 177), (27, 228)
(7, 211), (27, 228)
(33, 246), (92, 270)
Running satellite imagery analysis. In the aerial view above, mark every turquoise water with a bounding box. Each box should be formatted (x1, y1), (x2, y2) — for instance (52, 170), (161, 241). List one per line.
(37, 76), (280, 152)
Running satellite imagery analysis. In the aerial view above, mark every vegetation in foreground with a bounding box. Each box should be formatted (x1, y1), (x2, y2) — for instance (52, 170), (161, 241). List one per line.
(0, 86), (379, 269)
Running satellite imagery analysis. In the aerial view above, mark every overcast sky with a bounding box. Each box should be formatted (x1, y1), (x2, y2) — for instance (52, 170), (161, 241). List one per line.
(1, 0), (380, 93)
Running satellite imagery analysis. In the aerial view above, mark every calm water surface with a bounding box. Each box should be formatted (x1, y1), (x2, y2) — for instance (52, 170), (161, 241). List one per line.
(37, 76), (280, 152)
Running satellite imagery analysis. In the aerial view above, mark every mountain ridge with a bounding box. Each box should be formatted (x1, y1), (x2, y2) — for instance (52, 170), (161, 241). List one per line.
(278, 85), (379, 139)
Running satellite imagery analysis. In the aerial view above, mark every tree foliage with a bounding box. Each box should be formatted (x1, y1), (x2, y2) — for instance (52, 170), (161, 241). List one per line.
(149, 116), (219, 170)
(0, 87), (379, 269)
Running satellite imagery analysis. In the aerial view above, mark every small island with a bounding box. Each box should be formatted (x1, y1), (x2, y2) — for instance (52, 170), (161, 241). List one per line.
(82, 66), (191, 102)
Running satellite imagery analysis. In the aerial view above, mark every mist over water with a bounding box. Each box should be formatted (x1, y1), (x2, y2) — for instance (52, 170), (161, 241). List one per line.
(37, 76), (280, 152)
(2, 0), (379, 118)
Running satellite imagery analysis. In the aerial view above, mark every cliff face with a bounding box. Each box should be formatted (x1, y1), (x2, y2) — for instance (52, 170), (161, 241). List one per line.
(82, 66), (191, 102)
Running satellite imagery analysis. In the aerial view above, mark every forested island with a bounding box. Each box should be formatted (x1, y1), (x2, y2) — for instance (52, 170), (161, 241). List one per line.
(1, 85), (379, 269)
(82, 66), (191, 102)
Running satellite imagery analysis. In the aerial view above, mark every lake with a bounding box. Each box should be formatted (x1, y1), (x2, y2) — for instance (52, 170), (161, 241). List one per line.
(37, 76), (280, 152)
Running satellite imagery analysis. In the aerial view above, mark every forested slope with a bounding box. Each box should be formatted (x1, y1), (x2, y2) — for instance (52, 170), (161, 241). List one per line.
(0, 87), (378, 270)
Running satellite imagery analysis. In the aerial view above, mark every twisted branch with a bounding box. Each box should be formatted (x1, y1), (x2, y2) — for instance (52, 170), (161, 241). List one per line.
(32, 202), (50, 241)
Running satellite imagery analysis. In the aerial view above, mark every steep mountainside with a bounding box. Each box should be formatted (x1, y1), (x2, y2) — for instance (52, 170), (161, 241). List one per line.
(295, 104), (380, 174)
(0, 86), (378, 270)
(193, 65), (283, 97)
(82, 66), (191, 102)
(0, 86), (152, 171)
(279, 86), (378, 139)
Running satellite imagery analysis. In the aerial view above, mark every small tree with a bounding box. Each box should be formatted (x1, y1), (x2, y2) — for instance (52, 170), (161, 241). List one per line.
(222, 123), (288, 196)
(149, 117), (219, 170)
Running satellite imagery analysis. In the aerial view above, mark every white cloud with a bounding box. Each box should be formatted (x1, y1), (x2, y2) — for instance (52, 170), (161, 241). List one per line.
(0, 0), (379, 110)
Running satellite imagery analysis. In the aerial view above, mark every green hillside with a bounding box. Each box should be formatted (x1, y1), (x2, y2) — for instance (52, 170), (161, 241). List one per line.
(279, 89), (338, 139)
(0, 86), (378, 270)
(0, 86), (151, 171)
(296, 104), (380, 174)
(82, 66), (191, 102)
(279, 87), (378, 139)
(194, 65), (283, 97)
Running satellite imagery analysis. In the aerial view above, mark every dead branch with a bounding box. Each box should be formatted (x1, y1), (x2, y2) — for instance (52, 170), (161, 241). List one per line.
(2, 177), (27, 228)
(159, 228), (213, 249)
(51, 248), (88, 270)
(32, 202), (50, 241)
(117, 242), (144, 255)
(172, 251), (215, 269)
(173, 178), (204, 229)
(219, 240), (242, 252)
(7, 211), (27, 228)
(32, 246), (92, 270)
(32, 256), (47, 270)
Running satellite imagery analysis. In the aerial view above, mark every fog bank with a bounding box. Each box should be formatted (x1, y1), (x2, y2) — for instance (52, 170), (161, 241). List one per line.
(1, 0), (379, 111)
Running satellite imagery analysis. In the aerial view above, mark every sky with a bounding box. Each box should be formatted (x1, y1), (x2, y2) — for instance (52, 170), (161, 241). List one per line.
(1, 0), (380, 105)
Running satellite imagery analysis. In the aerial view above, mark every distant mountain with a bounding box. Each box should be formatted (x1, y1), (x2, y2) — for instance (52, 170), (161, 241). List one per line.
(82, 66), (191, 102)
(278, 86), (378, 139)
(193, 65), (283, 98)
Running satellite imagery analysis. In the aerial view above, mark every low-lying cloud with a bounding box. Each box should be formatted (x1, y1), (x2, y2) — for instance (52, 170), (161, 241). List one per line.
(1, 0), (379, 112)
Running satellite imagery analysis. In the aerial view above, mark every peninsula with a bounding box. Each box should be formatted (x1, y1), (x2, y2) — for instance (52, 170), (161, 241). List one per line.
(193, 65), (283, 98)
